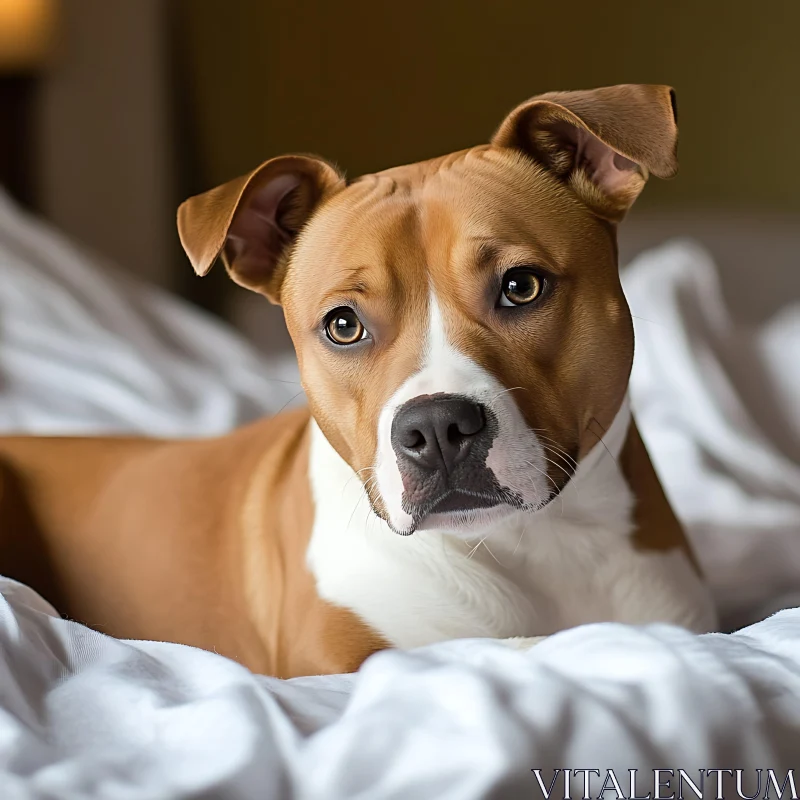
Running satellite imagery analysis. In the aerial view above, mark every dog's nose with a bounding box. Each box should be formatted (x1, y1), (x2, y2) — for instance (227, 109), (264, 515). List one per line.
(391, 394), (486, 473)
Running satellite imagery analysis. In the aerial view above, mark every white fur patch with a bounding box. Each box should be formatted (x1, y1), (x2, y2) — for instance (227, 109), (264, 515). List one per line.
(374, 292), (551, 534)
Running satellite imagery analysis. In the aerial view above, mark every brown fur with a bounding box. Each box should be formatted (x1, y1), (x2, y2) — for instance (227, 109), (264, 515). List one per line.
(0, 414), (386, 676)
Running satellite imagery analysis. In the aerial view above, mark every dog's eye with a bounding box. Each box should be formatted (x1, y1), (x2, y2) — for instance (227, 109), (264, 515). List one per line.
(325, 307), (368, 345)
(498, 268), (543, 307)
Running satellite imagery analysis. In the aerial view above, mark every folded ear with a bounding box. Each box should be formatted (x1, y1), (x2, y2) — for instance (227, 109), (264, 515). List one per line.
(492, 84), (678, 221)
(177, 155), (344, 303)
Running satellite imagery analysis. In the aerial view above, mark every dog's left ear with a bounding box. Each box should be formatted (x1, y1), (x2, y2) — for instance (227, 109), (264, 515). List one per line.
(492, 84), (678, 221)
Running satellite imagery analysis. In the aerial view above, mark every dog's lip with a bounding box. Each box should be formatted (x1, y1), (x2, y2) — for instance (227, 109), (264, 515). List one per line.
(427, 489), (503, 515)
(386, 484), (565, 536)
(389, 488), (521, 536)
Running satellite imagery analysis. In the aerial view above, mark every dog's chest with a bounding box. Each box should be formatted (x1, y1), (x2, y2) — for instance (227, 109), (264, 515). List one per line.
(310, 516), (632, 648)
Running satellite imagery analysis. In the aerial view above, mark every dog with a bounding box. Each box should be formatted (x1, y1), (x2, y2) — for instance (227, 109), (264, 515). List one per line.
(0, 84), (717, 677)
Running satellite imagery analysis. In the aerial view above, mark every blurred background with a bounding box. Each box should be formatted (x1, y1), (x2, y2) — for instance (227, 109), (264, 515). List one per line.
(1, 0), (798, 355)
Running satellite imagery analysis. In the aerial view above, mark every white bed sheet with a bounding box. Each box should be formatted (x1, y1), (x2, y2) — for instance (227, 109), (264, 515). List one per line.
(2, 577), (800, 799)
(0, 191), (301, 436)
(0, 192), (799, 797)
(624, 241), (800, 630)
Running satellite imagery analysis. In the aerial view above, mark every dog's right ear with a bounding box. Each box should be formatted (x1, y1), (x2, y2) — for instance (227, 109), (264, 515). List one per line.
(177, 155), (344, 304)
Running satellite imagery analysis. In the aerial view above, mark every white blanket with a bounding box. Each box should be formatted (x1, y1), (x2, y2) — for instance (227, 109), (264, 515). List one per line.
(624, 241), (800, 630)
(0, 191), (301, 436)
(0, 193), (799, 797)
(2, 577), (799, 799)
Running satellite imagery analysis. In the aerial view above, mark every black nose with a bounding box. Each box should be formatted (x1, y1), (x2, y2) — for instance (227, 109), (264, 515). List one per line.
(391, 394), (486, 473)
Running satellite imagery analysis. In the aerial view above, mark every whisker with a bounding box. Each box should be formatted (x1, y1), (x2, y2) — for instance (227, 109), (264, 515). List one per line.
(542, 451), (580, 502)
(273, 390), (306, 417)
(523, 460), (559, 495)
(630, 313), (668, 331)
(539, 442), (578, 468)
(511, 525), (526, 558)
(541, 449), (573, 477)
(519, 464), (541, 500)
(529, 431), (579, 468)
(263, 378), (303, 386)
(342, 465), (376, 495)
(466, 536), (487, 560)
(346, 495), (363, 532)
(364, 478), (382, 523)
(479, 539), (504, 567)
(586, 418), (618, 466)
(488, 386), (526, 406)
(346, 474), (378, 532)
(362, 492), (374, 531)
(524, 459), (564, 516)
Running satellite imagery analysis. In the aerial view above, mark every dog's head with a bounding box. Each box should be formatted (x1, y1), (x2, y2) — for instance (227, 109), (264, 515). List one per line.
(178, 85), (677, 536)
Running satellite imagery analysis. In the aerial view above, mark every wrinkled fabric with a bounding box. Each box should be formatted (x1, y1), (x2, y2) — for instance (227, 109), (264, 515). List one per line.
(0, 190), (302, 437)
(624, 241), (800, 629)
(0, 578), (799, 799)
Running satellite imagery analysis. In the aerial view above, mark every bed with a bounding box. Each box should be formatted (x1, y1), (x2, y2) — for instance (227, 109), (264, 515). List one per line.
(0, 188), (799, 798)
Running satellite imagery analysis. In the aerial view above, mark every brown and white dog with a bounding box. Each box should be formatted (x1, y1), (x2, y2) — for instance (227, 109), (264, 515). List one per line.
(0, 85), (717, 678)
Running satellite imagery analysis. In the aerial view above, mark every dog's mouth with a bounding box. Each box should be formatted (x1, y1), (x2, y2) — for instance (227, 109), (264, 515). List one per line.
(428, 489), (506, 515)
(381, 462), (576, 537)
(386, 486), (524, 536)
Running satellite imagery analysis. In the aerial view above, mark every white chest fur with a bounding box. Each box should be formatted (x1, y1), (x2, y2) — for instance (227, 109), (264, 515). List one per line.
(306, 400), (716, 648)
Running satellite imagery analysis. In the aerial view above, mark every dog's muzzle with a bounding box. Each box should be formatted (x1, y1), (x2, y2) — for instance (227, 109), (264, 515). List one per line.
(390, 393), (515, 523)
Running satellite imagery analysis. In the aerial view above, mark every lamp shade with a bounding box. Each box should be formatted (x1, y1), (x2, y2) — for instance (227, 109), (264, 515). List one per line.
(0, 0), (57, 71)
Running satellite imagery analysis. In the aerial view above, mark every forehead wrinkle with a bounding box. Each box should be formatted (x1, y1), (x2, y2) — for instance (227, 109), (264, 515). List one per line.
(309, 175), (411, 253)
(421, 155), (594, 274)
(445, 237), (504, 280)
(320, 187), (422, 272)
(342, 172), (401, 202)
(444, 150), (566, 216)
(318, 264), (373, 305)
(371, 147), (478, 191)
